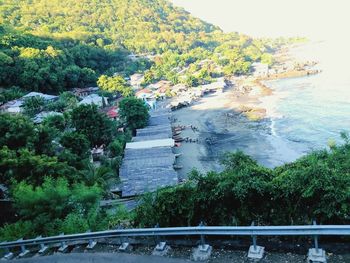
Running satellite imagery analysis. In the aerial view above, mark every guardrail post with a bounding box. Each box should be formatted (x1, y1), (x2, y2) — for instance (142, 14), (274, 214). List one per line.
(118, 226), (132, 252)
(247, 221), (265, 260)
(57, 233), (69, 253)
(37, 235), (49, 255)
(1, 243), (14, 260)
(85, 230), (97, 250)
(18, 238), (30, 258)
(191, 222), (212, 261)
(307, 221), (326, 263)
(152, 223), (171, 256)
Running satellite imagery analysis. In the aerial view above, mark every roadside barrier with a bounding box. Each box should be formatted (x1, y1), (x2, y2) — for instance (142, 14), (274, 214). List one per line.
(1, 221), (349, 262)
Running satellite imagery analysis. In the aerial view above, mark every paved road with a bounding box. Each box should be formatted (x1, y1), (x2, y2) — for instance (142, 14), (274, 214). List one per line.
(13, 253), (190, 263)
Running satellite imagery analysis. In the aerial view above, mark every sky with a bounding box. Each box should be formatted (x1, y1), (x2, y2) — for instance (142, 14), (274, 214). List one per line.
(170, 0), (350, 41)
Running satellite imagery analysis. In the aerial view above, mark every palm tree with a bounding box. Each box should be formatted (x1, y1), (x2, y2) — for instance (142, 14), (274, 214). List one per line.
(81, 163), (115, 191)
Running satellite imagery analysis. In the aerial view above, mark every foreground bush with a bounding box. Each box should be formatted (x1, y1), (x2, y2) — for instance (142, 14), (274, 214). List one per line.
(135, 137), (350, 227)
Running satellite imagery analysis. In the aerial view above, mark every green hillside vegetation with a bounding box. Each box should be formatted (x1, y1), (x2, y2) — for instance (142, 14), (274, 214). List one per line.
(135, 134), (350, 227)
(0, 0), (293, 95)
(0, 0), (326, 243)
(0, 98), (149, 241)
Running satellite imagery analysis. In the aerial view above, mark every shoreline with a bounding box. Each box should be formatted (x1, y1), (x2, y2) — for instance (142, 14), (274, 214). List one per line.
(172, 46), (320, 178)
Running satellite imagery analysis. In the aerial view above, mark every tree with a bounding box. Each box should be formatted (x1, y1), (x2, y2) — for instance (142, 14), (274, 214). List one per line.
(0, 86), (24, 104)
(0, 147), (77, 185)
(60, 131), (90, 158)
(42, 114), (66, 132)
(71, 104), (114, 146)
(0, 113), (35, 150)
(13, 177), (102, 219)
(97, 75), (133, 97)
(81, 163), (115, 190)
(118, 97), (149, 130)
(108, 139), (123, 157)
(33, 125), (56, 156)
(22, 96), (45, 117)
(260, 53), (273, 65)
(45, 92), (79, 112)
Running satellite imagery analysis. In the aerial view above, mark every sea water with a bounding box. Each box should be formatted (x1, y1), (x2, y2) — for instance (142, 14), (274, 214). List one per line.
(261, 41), (350, 166)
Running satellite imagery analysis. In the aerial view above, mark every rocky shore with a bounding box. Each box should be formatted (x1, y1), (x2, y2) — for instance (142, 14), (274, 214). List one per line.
(172, 44), (319, 177)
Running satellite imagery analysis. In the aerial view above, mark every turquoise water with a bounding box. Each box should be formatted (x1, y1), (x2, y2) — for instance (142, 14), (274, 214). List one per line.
(263, 41), (350, 164)
(268, 74), (350, 150)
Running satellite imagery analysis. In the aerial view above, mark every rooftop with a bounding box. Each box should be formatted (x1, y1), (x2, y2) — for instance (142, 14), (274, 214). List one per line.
(23, 92), (58, 101)
(120, 108), (178, 197)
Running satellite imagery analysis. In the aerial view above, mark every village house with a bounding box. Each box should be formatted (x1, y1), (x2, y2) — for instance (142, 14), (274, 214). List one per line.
(148, 80), (171, 91)
(120, 109), (178, 197)
(155, 86), (169, 100)
(23, 92), (58, 101)
(129, 73), (144, 90)
(78, 94), (107, 107)
(100, 106), (119, 120)
(135, 88), (157, 110)
(0, 92), (58, 113)
(135, 88), (153, 100)
(72, 87), (99, 98)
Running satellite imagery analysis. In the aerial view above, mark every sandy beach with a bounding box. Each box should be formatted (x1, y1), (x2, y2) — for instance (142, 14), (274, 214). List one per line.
(171, 44), (322, 178)
(172, 79), (278, 178)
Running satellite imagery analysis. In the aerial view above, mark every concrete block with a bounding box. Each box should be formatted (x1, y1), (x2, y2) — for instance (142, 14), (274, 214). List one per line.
(18, 249), (30, 258)
(248, 245), (265, 260)
(38, 245), (49, 255)
(307, 248), (327, 263)
(152, 242), (171, 256)
(2, 252), (14, 260)
(57, 244), (69, 253)
(118, 242), (132, 252)
(86, 240), (97, 250)
(191, 244), (212, 261)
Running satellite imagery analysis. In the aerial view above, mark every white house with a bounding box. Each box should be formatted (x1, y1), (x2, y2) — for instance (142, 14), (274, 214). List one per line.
(1, 92), (59, 113)
(78, 94), (107, 107)
(23, 92), (58, 101)
(129, 73), (144, 90)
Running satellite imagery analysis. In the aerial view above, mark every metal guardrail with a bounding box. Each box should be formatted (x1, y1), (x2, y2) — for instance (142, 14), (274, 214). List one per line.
(1, 224), (350, 250)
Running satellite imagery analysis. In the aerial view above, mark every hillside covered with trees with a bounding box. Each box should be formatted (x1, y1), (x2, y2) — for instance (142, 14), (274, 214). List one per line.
(0, 0), (327, 244)
(0, 0), (287, 95)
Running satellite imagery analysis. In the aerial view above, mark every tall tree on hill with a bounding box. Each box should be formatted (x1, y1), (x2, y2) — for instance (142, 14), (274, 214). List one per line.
(97, 75), (133, 97)
(70, 104), (114, 146)
(0, 113), (35, 150)
(118, 97), (149, 130)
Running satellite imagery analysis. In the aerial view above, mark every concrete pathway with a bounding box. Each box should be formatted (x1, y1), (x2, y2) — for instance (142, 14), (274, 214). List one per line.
(12, 253), (190, 263)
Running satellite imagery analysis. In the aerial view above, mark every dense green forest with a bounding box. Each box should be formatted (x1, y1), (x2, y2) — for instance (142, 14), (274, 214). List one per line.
(0, 97), (149, 241)
(0, 0), (292, 95)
